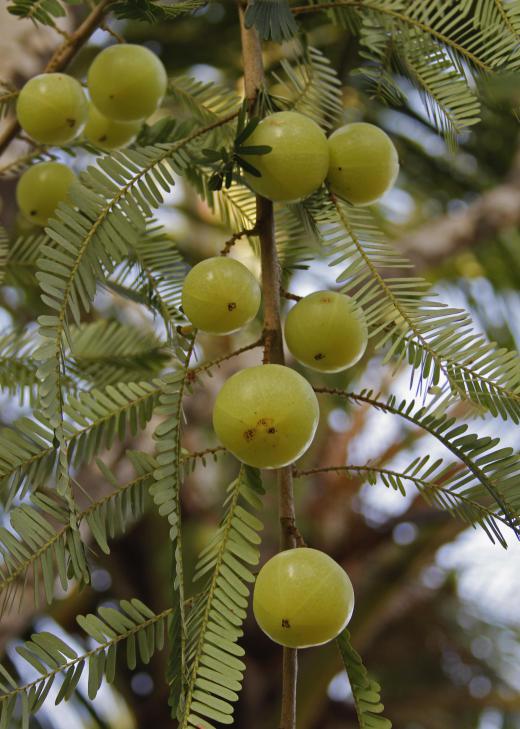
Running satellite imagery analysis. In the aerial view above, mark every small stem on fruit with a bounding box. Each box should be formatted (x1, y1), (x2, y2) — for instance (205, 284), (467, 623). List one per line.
(220, 227), (258, 256)
(99, 22), (126, 44)
(280, 288), (301, 302)
(0, 0), (114, 157)
(238, 5), (299, 728)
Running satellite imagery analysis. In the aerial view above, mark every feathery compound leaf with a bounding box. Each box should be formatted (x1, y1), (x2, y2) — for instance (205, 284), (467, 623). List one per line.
(303, 192), (520, 422)
(7, 0), (68, 25)
(151, 336), (196, 714)
(337, 630), (392, 729)
(269, 45), (343, 129)
(68, 320), (170, 385)
(0, 599), (172, 725)
(244, 0), (299, 42)
(179, 467), (264, 728)
(316, 387), (520, 539)
(0, 82), (18, 120)
(295, 459), (513, 548)
(169, 76), (241, 127)
(111, 0), (207, 21)
(0, 379), (163, 506)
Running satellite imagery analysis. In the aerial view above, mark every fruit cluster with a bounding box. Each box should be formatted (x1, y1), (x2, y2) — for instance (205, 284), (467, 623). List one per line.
(242, 110), (399, 206)
(15, 44), (167, 226)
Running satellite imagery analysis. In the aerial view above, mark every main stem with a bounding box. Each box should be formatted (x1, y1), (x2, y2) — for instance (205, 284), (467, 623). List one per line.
(238, 6), (298, 729)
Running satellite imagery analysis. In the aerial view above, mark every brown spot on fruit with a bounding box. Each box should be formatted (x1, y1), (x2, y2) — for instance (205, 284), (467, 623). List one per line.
(267, 427), (276, 434)
(30, 210), (37, 217)
(244, 428), (255, 442)
(66, 118), (76, 128)
(99, 134), (108, 142)
(281, 618), (290, 629)
(227, 302), (237, 311)
(314, 352), (325, 360)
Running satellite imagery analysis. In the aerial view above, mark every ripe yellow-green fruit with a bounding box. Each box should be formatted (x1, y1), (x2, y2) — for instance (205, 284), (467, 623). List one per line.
(84, 104), (142, 150)
(87, 44), (167, 121)
(16, 73), (88, 145)
(253, 548), (355, 648)
(212, 364), (319, 469)
(284, 291), (368, 372)
(181, 257), (261, 334)
(16, 162), (76, 226)
(241, 111), (329, 202)
(326, 122), (399, 206)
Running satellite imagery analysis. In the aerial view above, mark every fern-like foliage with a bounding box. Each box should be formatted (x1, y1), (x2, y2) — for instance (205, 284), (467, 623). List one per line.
(0, 82), (17, 120)
(337, 629), (392, 729)
(303, 0), (520, 142)
(295, 458), (513, 547)
(0, 598), (171, 726)
(245, 0), (299, 42)
(7, 0), (70, 26)
(316, 387), (520, 540)
(151, 336), (196, 712)
(303, 192), (520, 421)
(269, 45), (343, 130)
(0, 226), (8, 285)
(111, 0), (207, 22)
(179, 466), (264, 728)
(0, 379), (162, 506)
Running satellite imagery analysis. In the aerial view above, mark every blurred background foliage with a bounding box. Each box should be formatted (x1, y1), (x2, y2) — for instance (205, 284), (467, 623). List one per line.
(0, 2), (520, 729)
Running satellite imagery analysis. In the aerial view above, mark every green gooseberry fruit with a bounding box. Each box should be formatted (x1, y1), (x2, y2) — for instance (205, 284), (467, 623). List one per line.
(84, 104), (142, 150)
(87, 44), (167, 122)
(16, 73), (88, 145)
(326, 122), (399, 206)
(284, 291), (368, 372)
(212, 364), (319, 469)
(16, 162), (76, 226)
(241, 111), (329, 202)
(253, 547), (355, 648)
(181, 257), (261, 335)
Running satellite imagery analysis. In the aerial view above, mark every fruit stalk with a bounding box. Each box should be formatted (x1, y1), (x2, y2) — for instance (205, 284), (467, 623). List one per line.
(238, 5), (299, 728)
(0, 0), (113, 157)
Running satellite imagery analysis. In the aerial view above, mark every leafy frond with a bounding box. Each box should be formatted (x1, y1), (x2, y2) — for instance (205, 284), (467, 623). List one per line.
(0, 598), (171, 726)
(3, 232), (46, 289)
(151, 336), (196, 713)
(111, 0), (207, 22)
(0, 82), (17, 120)
(316, 387), (520, 539)
(7, 0), (67, 26)
(269, 45), (343, 130)
(169, 76), (241, 127)
(179, 466), (264, 728)
(244, 0), (299, 42)
(0, 379), (162, 506)
(0, 327), (40, 404)
(110, 225), (188, 339)
(337, 629), (392, 729)
(294, 459), (513, 547)
(68, 319), (170, 385)
(303, 192), (520, 421)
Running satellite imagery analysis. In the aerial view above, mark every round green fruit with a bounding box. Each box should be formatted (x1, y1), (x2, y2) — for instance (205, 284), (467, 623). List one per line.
(284, 291), (368, 372)
(181, 257), (261, 334)
(84, 104), (141, 150)
(253, 548), (355, 648)
(16, 73), (88, 145)
(241, 111), (329, 202)
(16, 162), (76, 226)
(87, 44), (167, 121)
(326, 122), (399, 206)
(212, 364), (319, 469)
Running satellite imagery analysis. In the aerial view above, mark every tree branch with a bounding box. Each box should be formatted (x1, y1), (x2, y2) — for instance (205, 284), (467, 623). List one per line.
(0, 0), (114, 157)
(238, 4), (298, 728)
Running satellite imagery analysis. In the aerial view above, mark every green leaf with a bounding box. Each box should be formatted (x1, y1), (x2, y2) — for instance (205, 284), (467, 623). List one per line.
(337, 629), (392, 729)
(244, 0), (299, 42)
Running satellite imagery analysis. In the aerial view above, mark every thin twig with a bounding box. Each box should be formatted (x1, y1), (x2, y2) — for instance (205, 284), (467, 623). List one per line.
(189, 337), (264, 378)
(0, 0), (114, 157)
(280, 288), (301, 302)
(220, 227), (258, 256)
(238, 4), (299, 727)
